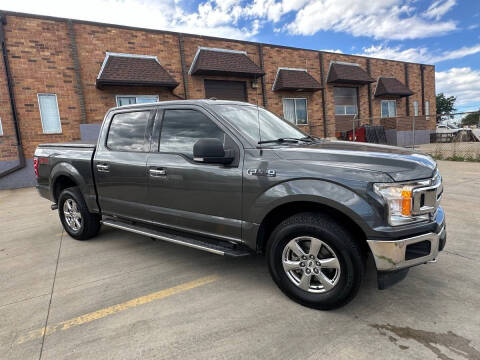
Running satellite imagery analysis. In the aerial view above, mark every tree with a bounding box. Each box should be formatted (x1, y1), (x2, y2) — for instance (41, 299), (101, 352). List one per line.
(436, 93), (456, 123)
(461, 111), (480, 127)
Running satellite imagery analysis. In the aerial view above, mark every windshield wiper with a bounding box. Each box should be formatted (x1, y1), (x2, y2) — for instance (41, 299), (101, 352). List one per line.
(258, 138), (299, 145)
(258, 137), (313, 145)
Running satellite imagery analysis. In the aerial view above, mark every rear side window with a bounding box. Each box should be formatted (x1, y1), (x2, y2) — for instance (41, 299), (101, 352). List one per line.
(107, 111), (150, 151)
(159, 109), (226, 158)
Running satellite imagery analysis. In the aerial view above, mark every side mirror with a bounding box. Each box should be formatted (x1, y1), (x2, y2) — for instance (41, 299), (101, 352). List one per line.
(193, 138), (234, 164)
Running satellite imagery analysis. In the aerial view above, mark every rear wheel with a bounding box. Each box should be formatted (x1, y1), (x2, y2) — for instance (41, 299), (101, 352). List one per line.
(58, 187), (101, 240)
(267, 212), (364, 310)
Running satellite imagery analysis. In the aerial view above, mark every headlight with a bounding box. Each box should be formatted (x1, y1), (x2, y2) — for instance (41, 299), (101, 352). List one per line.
(374, 182), (429, 226)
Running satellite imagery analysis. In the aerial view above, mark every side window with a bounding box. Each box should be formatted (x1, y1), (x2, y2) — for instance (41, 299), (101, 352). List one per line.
(334, 87), (358, 116)
(381, 100), (397, 118)
(413, 101), (419, 116)
(107, 111), (150, 152)
(283, 98), (308, 125)
(159, 109), (226, 158)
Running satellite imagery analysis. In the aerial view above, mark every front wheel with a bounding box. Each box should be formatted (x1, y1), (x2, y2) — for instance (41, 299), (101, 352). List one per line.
(267, 212), (364, 310)
(58, 187), (101, 240)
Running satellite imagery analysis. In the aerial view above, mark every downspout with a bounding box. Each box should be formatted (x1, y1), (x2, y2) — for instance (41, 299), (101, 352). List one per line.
(0, 13), (25, 178)
(178, 34), (189, 99)
(420, 64), (425, 115)
(67, 20), (87, 124)
(257, 44), (268, 108)
(318, 52), (328, 138)
(404, 63), (410, 116)
(366, 58), (373, 122)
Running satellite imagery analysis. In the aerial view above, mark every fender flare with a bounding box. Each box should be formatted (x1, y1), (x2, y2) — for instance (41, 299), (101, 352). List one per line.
(49, 162), (89, 202)
(248, 179), (380, 239)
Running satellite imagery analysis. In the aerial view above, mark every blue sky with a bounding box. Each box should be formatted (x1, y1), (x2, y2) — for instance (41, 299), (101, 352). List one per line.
(1, 0), (479, 112)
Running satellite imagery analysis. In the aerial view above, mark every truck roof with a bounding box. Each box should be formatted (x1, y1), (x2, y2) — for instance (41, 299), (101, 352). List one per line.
(111, 99), (255, 111)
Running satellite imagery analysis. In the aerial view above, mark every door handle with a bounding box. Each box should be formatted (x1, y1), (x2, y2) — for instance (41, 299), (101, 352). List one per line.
(96, 163), (110, 172)
(149, 168), (167, 177)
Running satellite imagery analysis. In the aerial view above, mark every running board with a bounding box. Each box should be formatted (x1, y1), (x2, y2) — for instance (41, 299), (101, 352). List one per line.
(101, 218), (250, 257)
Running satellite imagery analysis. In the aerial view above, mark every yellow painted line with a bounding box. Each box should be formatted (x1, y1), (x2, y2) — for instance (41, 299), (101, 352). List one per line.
(17, 275), (218, 344)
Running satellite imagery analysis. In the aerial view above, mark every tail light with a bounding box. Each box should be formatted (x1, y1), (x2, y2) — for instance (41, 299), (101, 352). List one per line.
(33, 157), (39, 178)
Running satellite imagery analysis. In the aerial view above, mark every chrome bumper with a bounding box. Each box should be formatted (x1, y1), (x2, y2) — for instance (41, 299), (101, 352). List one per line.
(367, 226), (445, 271)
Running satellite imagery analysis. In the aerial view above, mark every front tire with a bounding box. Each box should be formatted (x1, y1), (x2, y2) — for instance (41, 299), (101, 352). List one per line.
(58, 187), (101, 240)
(267, 212), (364, 310)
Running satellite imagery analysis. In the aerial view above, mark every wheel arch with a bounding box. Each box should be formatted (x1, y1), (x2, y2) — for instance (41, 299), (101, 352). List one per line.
(50, 162), (85, 203)
(256, 201), (369, 256)
(52, 174), (78, 203)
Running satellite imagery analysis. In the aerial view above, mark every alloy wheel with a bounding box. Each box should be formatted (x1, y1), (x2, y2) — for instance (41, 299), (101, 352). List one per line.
(282, 236), (341, 293)
(63, 198), (82, 231)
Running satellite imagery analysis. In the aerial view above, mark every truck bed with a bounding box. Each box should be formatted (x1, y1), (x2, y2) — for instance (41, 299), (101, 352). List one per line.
(35, 141), (98, 212)
(37, 141), (96, 149)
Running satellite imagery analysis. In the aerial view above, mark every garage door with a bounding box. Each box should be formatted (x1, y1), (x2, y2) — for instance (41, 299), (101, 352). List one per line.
(204, 80), (247, 102)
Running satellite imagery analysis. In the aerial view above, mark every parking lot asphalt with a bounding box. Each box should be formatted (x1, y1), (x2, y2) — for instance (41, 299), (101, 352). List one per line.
(1, 160), (480, 360)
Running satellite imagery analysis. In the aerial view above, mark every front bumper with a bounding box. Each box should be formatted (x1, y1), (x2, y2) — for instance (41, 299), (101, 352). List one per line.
(367, 206), (446, 276)
(367, 225), (446, 271)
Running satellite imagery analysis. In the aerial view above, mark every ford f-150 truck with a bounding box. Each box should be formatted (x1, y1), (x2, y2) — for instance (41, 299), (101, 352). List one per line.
(35, 100), (446, 309)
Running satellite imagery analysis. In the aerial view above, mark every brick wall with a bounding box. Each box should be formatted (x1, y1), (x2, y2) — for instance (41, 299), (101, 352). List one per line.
(369, 58), (408, 121)
(262, 46), (324, 137)
(423, 65), (437, 129)
(0, 12), (438, 164)
(182, 36), (264, 104)
(0, 42), (18, 161)
(73, 23), (185, 124)
(320, 53), (369, 136)
(2, 16), (83, 159)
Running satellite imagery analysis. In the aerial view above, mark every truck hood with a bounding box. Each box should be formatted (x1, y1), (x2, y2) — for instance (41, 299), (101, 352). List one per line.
(275, 140), (436, 182)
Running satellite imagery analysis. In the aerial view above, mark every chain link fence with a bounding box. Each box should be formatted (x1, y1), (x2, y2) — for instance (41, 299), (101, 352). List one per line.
(335, 112), (480, 160)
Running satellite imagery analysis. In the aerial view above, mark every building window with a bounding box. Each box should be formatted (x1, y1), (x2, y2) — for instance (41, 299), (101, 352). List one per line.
(413, 101), (419, 116)
(283, 98), (308, 125)
(116, 95), (159, 106)
(38, 94), (62, 134)
(381, 100), (397, 118)
(0, 117), (3, 136)
(425, 100), (430, 119)
(334, 87), (358, 115)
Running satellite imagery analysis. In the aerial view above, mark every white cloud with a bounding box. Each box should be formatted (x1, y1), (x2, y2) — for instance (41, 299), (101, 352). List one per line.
(321, 49), (343, 54)
(0, 0), (459, 41)
(436, 67), (480, 108)
(0, 0), (259, 40)
(284, 0), (457, 40)
(423, 0), (457, 20)
(360, 44), (480, 64)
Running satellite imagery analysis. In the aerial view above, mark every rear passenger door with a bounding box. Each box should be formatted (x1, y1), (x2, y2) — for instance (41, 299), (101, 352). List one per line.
(146, 106), (243, 241)
(94, 109), (154, 221)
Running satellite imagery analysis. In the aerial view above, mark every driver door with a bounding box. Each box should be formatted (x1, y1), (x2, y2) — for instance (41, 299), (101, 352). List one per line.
(146, 106), (243, 241)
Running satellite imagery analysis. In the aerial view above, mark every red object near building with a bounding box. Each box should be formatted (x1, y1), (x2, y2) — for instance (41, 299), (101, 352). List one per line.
(346, 127), (366, 142)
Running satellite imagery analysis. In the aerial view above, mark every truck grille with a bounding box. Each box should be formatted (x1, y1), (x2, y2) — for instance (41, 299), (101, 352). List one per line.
(412, 169), (442, 216)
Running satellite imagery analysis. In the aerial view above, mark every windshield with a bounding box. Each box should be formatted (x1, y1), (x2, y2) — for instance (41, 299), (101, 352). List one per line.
(213, 104), (307, 145)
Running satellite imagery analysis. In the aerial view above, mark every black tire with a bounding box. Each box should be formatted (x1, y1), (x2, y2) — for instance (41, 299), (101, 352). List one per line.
(58, 186), (101, 240)
(266, 212), (364, 310)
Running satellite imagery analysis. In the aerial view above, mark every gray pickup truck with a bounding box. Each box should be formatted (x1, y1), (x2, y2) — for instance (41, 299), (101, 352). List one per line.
(35, 100), (446, 309)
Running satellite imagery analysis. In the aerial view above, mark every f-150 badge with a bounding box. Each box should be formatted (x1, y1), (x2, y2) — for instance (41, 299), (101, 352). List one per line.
(247, 169), (276, 177)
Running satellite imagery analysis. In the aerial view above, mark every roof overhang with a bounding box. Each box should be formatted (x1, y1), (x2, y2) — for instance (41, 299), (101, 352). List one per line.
(189, 47), (264, 78)
(96, 52), (179, 89)
(326, 62), (375, 85)
(272, 68), (322, 92)
(374, 77), (414, 97)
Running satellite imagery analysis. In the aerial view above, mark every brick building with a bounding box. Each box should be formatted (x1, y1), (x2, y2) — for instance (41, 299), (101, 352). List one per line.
(0, 11), (436, 188)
